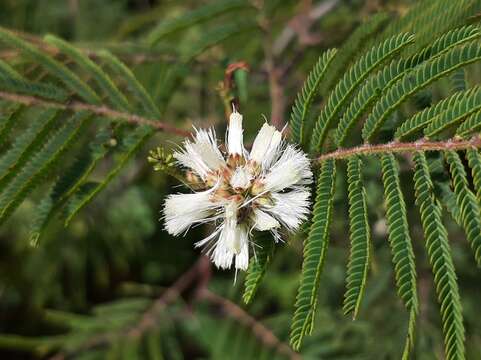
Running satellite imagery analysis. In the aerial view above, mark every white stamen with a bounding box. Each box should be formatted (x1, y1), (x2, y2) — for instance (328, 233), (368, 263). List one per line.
(250, 123), (282, 170)
(164, 188), (220, 236)
(227, 110), (244, 155)
(266, 189), (311, 231)
(230, 167), (252, 189)
(210, 202), (250, 270)
(251, 208), (280, 231)
(174, 128), (225, 179)
(263, 145), (313, 192)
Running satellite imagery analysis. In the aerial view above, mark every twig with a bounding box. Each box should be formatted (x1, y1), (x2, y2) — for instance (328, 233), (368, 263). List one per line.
(199, 289), (301, 360)
(315, 136), (481, 163)
(0, 91), (191, 137)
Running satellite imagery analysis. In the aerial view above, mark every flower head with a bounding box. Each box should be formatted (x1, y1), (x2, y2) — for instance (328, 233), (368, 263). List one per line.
(163, 109), (312, 271)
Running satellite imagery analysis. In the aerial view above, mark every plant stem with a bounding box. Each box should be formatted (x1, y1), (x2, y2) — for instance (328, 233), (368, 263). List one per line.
(316, 136), (481, 163)
(0, 90), (191, 137)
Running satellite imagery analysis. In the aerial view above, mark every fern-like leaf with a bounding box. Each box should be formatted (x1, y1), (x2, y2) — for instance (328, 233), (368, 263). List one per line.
(242, 232), (275, 305)
(310, 33), (414, 152)
(321, 12), (390, 93)
(413, 151), (465, 360)
(455, 109), (481, 137)
(0, 74), (68, 102)
(147, 0), (249, 45)
(424, 87), (481, 137)
(343, 156), (370, 319)
(0, 108), (59, 188)
(466, 149), (481, 204)
(289, 49), (337, 146)
(289, 159), (336, 351)
(451, 69), (467, 93)
(64, 125), (152, 225)
(337, 25), (481, 146)
(380, 153), (418, 358)
(395, 88), (478, 140)
(44, 35), (131, 112)
(0, 27), (100, 104)
(0, 111), (91, 225)
(98, 50), (160, 117)
(445, 150), (481, 266)
(362, 41), (481, 142)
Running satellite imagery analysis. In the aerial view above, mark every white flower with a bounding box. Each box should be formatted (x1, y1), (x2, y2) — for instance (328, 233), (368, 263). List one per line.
(250, 123), (283, 170)
(173, 128), (225, 179)
(162, 110), (312, 271)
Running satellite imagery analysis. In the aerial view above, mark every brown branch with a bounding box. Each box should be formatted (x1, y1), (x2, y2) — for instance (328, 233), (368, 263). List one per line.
(199, 289), (301, 360)
(316, 136), (481, 163)
(0, 91), (191, 137)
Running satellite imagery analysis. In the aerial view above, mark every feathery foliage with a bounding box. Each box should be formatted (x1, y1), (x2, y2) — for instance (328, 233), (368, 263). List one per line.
(310, 33), (414, 151)
(343, 156), (370, 319)
(445, 150), (481, 266)
(1, 2), (481, 359)
(413, 152), (465, 360)
(289, 49), (337, 146)
(290, 159), (336, 351)
(243, 232), (276, 305)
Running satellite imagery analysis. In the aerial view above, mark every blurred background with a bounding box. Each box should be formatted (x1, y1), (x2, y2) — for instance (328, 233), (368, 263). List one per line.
(0, 0), (480, 359)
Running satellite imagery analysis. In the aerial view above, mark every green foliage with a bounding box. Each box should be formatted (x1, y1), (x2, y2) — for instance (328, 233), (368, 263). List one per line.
(424, 86), (481, 137)
(362, 41), (481, 142)
(147, 0), (251, 46)
(310, 33), (414, 151)
(0, 27), (100, 104)
(290, 159), (336, 350)
(380, 154), (418, 358)
(395, 88), (476, 140)
(243, 232), (276, 305)
(0, 112), (91, 225)
(1, 2), (481, 360)
(413, 152), (465, 360)
(289, 49), (337, 146)
(343, 157), (370, 319)
(336, 25), (481, 145)
(445, 150), (481, 265)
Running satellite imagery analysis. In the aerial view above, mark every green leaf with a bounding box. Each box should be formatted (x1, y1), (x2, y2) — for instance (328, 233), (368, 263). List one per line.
(380, 153), (418, 358)
(242, 232), (276, 305)
(64, 126), (152, 226)
(0, 74), (68, 102)
(362, 41), (481, 142)
(466, 149), (481, 204)
(338, 25), (481, 145)
(424, 87), (481, 137)
(147, 0), (250, 45)
(98, 50), (160, 117)
(395, 88), (478, 140)
(289, 159), (336, 351)
(289, 49), (337, 147)
(0, 111), (91, 225)
(0, 108), (59, 189)
(343, 156), (370, 319)
(44, 35), (131, 112)
(455, 108), (481, 137)
(310, 33), (414, 152)
(445, 150), (481, 266)
(29, 127), (111, 245)
(0, 27), (100, 104)
(321, 12), (390, 93)
(413, 151), (465, 360)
